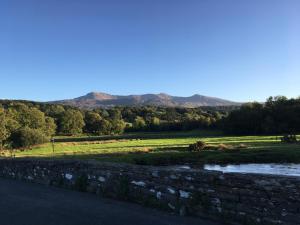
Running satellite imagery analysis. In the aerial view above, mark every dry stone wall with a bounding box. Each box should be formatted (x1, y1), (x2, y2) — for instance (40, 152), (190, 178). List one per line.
(0, 159), (299, 225)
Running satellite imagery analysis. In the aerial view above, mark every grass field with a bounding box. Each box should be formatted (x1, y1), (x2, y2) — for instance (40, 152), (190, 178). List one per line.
(2, 131), (300, 166)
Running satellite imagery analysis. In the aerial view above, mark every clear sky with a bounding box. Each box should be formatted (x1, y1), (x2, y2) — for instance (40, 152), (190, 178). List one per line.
(0, 0), (299, 102)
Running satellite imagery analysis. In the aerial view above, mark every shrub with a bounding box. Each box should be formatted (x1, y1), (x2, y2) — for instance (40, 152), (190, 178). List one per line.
(189, 141), (242, 151)
(189, 141), (207, 151)
(10, 127), (49, 148)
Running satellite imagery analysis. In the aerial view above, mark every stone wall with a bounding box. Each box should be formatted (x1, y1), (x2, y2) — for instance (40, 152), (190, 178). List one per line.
(0, 159), (299, 225)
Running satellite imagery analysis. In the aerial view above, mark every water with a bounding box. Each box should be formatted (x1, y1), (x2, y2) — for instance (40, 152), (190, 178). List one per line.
(204, 163), (300, 177)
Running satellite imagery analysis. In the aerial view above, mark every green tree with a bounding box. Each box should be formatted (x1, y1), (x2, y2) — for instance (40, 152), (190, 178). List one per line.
(59, 109), (85, 135)
(0, 107), (8, 149)
(43, 104), (65, 118)
(151, 117), (160, 126)
(84, 112), (103, 134)
(5, 107), (21, 134)
(99, 119), (112, 135)
(43, 117), (57, 137)
(108, 108), (122, 120)
(10, 127), (48, 148)
(111, 119), (126, 134)
(133, 116), (146, 130)
(12, 104), (46, 129)
(165, 108), (179, 121)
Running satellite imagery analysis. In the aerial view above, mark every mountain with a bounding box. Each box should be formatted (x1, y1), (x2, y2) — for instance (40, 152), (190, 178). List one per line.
(51, 92), (240, 109)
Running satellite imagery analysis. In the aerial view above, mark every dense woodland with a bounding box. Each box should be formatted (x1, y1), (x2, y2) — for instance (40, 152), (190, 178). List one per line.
(0, 96), (299, 149)
(222, 96), (300, 135)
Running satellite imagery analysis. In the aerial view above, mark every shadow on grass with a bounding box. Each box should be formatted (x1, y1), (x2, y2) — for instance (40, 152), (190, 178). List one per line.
(16, 146), (300, 167)
(8, 141), (300, 167)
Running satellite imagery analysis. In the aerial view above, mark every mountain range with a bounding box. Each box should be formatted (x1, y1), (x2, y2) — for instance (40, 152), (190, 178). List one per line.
(51, 92), (240, 109)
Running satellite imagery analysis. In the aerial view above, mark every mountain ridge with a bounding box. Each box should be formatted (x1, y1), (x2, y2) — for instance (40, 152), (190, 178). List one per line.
(51, 92), (240, 109)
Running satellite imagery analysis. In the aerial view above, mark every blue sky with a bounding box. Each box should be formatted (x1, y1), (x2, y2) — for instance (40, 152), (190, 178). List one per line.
(0, 0), (299, 102)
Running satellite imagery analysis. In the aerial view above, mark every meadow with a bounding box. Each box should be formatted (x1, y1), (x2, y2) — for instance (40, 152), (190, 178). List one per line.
(3, 131), (300, 166)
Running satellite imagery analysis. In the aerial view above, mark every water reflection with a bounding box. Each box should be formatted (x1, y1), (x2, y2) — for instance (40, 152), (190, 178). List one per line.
(204, 164), (300, 176)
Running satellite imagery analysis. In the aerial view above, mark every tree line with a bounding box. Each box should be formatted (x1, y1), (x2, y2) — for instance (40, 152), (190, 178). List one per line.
(0, 100), (226, 148)
(222, 96), (300, 135)
(1, 96), (298, 149)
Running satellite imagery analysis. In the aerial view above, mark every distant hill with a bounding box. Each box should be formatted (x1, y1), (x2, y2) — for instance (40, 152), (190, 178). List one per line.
(50, 92), (240, 109)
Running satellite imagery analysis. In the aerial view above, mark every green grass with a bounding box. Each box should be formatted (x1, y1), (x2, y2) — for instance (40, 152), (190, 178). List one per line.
(3, 131), (300, 166)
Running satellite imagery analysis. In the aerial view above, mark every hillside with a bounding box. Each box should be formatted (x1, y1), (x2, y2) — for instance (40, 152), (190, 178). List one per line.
(51, 92), (240, 109)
